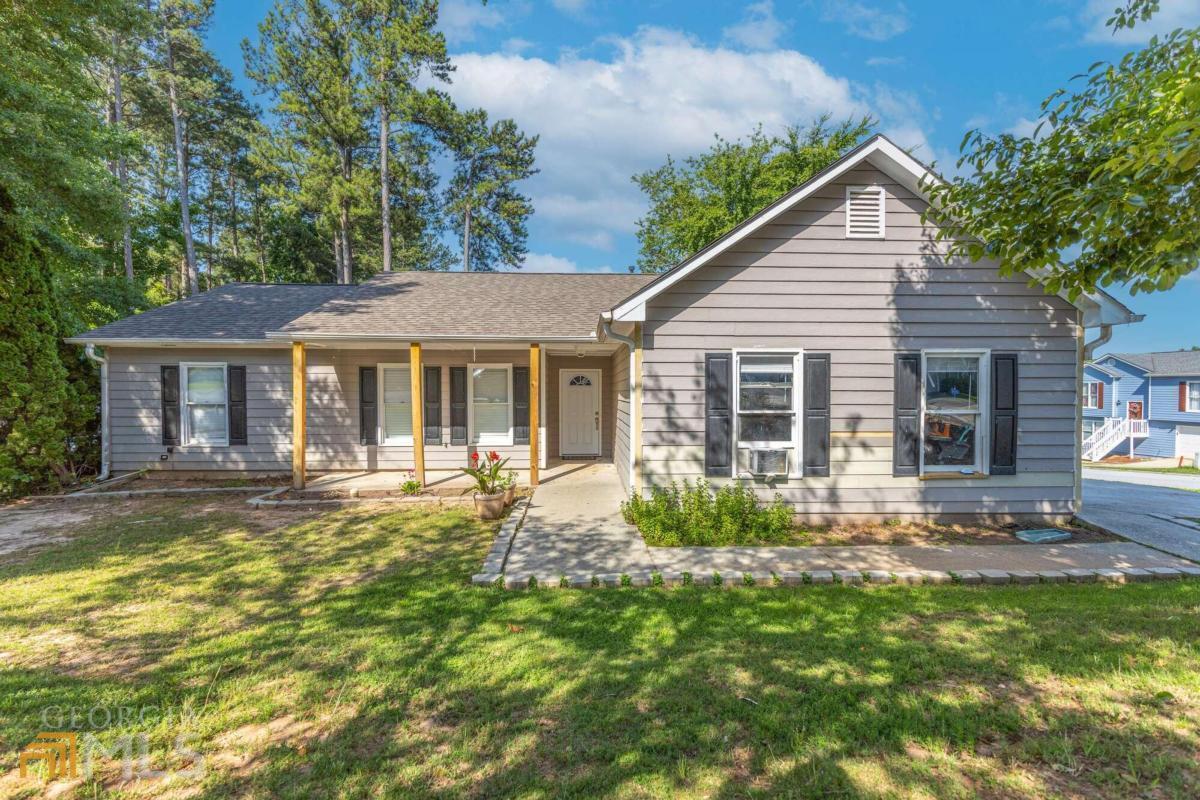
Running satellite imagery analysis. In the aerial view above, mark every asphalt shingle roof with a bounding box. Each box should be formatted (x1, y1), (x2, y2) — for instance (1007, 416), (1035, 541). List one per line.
(71, 272), (656, 343)
(1107, 351), (1200, 376)
(274, 272), (655, 340)
(71, 283), (353, 342)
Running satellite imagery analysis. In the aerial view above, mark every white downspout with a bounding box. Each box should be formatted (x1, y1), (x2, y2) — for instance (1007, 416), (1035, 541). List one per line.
(84, 344), (111, 481)
(601, 316), (638, 495)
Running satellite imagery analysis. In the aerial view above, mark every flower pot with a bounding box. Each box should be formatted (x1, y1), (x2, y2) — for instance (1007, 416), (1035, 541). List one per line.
(504, 486), (516, 506)
(474, 492), (507, 520)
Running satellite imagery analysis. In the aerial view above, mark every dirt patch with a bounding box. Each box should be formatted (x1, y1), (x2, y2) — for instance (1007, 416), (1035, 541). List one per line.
(0, 506), (91, 556)
(794, 519), (1117, 547)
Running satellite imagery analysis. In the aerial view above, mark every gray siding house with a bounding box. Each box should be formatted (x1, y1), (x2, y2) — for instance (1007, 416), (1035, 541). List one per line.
(71, 136), (1140, 520)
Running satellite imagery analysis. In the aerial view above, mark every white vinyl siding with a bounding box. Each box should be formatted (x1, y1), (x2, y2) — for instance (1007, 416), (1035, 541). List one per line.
(181, 363), (228, 446)
(470, 364), (513, 446)
(845, 185), (885, 238)
(380, 365), (413, 445)
(1083, 381), (1101, 410)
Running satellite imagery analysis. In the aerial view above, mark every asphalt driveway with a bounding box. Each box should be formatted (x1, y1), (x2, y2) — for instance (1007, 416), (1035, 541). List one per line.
(1081, 468), (1200, 562)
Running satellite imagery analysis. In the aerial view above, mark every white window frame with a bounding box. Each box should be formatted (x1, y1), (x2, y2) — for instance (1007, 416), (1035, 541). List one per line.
(179, 362), (229, 447)
(845, 184), (886, 239)
(468, 363), (514, 446)
(1083, 380), (1101, 410)
(1189, 381), (1200, 413)
(377, 363), (413, 446)
(731, 349), (805, 479)
(920, 349), (990, 476)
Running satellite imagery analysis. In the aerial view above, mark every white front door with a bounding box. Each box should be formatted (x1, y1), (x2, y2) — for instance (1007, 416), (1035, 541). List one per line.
(559, 369), (601, 457)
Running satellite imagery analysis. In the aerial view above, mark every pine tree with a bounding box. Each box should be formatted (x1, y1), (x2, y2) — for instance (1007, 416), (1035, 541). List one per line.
(247, 0), (371, 283)
(445, 110), (538, 272)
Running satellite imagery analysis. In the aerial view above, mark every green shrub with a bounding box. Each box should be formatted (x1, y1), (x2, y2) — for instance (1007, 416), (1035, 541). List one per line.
(621, 479), (794, 546)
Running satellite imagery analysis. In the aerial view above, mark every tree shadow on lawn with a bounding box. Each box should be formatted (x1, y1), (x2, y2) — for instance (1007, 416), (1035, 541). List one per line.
(2, 500), (1198, 798)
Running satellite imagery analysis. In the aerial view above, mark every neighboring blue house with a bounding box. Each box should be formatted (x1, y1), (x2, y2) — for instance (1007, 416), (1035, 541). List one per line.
(1083, 351), (1200, 462)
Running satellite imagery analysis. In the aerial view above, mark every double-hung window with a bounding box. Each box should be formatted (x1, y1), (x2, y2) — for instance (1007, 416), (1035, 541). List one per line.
(734, 352), (802, 476)
(470, 364), (512, 445)
(181, 363), (228, 446)
(921, 352), (988, 474)
(1083, 381), (1101, 410)
(1189, 381), (1200, 413)
(380, 365), (413, 445)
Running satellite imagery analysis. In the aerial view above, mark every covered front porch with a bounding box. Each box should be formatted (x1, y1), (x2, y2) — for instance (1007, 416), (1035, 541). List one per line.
(297, 459), (602, 495)
(287, 337), (634, 494)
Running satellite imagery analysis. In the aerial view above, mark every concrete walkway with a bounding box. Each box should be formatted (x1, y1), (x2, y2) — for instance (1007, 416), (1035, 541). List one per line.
(502, 462), (656, 578)
(496, 464), (1199, 585)
(1081, 470), (1200, 562)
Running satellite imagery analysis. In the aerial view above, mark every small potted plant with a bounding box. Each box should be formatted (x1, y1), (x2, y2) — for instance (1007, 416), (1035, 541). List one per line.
(502, 470), (518, 506)
(400, 470), (422, 496)
(462, 451), (509, 519)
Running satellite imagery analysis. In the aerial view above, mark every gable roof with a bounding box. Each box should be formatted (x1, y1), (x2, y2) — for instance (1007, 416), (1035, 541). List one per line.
(605, 134), (1140, 330)
(269, 271), (655, 342)
(1085, 361), (1123, 379)
(69, 273), (656, 345)
(66, 283), (353, 345)
(1103, 351), (1200, 376)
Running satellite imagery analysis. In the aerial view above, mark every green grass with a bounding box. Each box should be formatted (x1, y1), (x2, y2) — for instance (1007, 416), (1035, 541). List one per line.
(2, 498), (1200, 798)
(1088, 464), (1200, 476)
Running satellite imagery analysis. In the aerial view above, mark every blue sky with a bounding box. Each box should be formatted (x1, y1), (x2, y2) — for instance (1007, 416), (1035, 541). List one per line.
(206, 0), (1200, 354)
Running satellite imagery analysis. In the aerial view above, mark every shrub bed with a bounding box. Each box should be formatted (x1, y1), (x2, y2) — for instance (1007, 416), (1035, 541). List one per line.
(621, 479), (793, 546)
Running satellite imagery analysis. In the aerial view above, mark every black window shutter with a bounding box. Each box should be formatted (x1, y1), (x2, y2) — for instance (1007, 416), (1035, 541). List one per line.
(990, 353), (1018, 475)
(424, 366), (441, 445)
(803, 354), (831, 477)
(359, 367), (378, 446)
(893, 353), (921, 476)
(228, 366), (247, 446)
(450, 366), (468, 445)
(704, 353), (733, 477)
(513, 366), (530, 445)
(161, 365), (180, 446)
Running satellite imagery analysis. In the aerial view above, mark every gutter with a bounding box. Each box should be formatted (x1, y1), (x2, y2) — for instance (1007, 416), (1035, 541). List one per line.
(83, 344), (111, 482)
(262, 332), (599, 343)
(600, 313), (638, 494)
(1083, 324), (1113, 361)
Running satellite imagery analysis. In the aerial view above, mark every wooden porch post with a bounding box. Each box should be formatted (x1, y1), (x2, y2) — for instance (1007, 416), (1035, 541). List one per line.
(529, 343), (540, 486)
(291, 341), (306, 490)
(410, 342), (425, 485)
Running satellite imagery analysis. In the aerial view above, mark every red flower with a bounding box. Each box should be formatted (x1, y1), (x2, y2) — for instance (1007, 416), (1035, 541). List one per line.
(488, 450), (500, 462)
(471, 452), (480, 462)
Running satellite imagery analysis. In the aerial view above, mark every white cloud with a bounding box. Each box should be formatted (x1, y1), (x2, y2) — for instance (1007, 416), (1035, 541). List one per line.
(519, 252), (612, 272)
(865, 55), (905, 67)
(722, 1), (788, 50)
(448, 26), (930, 257)
(551, 0), (589, 14)
(440, 0), (526, 45)
(1006, 116), (1040, 138)
(502, 37), (535, 54)
(1083, 0), (1200, 44)
(821, 1), (910, 41)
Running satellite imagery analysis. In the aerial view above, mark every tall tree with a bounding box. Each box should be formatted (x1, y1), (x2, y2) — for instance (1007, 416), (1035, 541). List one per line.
(926, 0), (1199, 296)
(632, 116), (874, 272)
(445, 109), (538, 272)
(247, 0), (370, 283)
(354, 0), (451, 273)
(151, 0), (216, 295)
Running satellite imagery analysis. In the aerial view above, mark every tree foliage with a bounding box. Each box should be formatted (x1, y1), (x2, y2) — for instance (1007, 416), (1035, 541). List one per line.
(632, 116), (874, 272)
(925, 0), (1199, 297)
(0, 0), (538, 493)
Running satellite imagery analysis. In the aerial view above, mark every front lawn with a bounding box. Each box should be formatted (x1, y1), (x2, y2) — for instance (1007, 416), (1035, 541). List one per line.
(2, 498), (1199, 798)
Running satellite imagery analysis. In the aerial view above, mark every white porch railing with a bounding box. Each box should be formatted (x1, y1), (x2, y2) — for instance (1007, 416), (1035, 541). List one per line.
(1083, 417), (1150, 462)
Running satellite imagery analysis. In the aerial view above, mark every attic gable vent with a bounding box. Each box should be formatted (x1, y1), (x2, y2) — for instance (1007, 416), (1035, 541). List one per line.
(845, 185), (885, 238)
